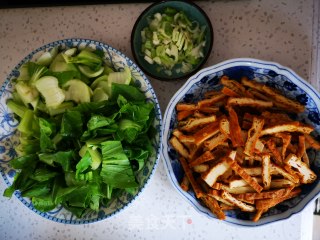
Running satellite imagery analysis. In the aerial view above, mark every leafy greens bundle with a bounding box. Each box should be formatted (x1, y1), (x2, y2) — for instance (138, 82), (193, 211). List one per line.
(4, 46), (156, 218)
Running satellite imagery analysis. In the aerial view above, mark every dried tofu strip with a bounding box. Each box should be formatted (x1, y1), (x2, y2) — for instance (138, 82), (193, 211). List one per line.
(271, 179), (296, 188)
(234, 195), (255, 205)
(270, 163), (300, 183)
(180, 175), (190, 191)
(304, 134), (320, 150)
(236, 187), (294, 201)
(198, 107), (219, 114)
(297, 135), (310, 167)
(172, 129), (194, 143)
(219, 118), (230, 137)
(261, 123), (313, 136)
(241, 77), (305, 113)
(220, 203), (238, 211)
(229, 177), (262, 189)
(201, 195), (226, 220)
(202, 160), (230, 186)
(180, 115), (217, 132)
(265, 139), (283, 165)
(241, 77), (264, 91)
(248, 89), (270, 101)
(204, 132), (228, 151)
(193, 164), (209, 173)
(198, 93), (227, 108)
(261, 85), (305, 113)
(193, 111), (206, 118)
(224, 157), (264, 193)
(244, 117), (265, 156)
(255, 188), (301, 210)
(284, 154), (317, 184)
(261, 154), (271, 190)
(228, 107), (244, 147)
(193, 121), (220, 146)
(227, 97), (273, 108)
(207, 189), (234, 206)
(179, 157), (204, 198)
(221, 190), (255, 212)
(221, 76), (249, 97)
(252, 209), (265, 222)
(170, 137), (190, 160)
(243, 167), (262, 176)
(275, 133), (292, 159)
(177, 110), (194, 121)
(189, 151), (215, 167)
(204, 90), (221, 98)
(222, 86), (240, 97)
(176, 103), (198, 111)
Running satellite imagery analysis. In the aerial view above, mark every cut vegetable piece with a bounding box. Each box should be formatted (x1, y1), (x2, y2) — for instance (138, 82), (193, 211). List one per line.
(35, 76), (65, 108)
(64, 79), (92, 103)
(78, 65), (104, 78)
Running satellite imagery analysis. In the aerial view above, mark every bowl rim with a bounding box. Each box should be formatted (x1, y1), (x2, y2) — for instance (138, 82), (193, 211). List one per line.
(161, 57), (320, 227)
(130, 0), (214, 81)
(0, 38), (163, 224)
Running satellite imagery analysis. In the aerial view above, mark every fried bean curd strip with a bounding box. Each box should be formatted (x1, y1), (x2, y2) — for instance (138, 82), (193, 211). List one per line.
(219, 118), (230, 138)
(265, 139), (283, 165)
(193, 121), (220, 146)
(284, 154), (316, 184)
(172, 129), (194, 143)
(261, 123), (313, 136)
(255, 188), (301, 210)
(170, 136), (190, 160)
(180, 115), (217, 132)
(204, 132), (228, 151)
(261, 85), (305, 113)
(228, 107), (244, 147)
(304, 134), (320, 150)
(189, 151), (215, 168)
(236, 187), (294, 201)
(221, 190), (255, 212)
(198, 107), (219, 114)
(176, 103), (198, 111)
(224, 157), (263, 193)
(201, 195), (226, 220)
(261, 154), (271, 190)
(221, 76), (249, 97)
(227, 97), (273, 108)
(180, 175), (190, 191)
(270, 163), (300, 183)
(222, 87), (240, 97)
(179, 157), (204, 198)
(244, 117), (265, 156)
(193, 164), (210, 173)
(198, 93), (227, 108)
(275, 133), (292, 159)
(207, 189), (234, 206)
(177, 110), (194, 121)
(202, 160), (230, 186)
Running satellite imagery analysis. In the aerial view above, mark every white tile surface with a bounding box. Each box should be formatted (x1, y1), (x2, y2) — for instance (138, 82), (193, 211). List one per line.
(0, 0), (319, 239)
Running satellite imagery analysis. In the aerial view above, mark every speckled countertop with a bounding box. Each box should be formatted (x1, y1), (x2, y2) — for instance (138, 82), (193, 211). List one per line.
(0, 0), (319, 239)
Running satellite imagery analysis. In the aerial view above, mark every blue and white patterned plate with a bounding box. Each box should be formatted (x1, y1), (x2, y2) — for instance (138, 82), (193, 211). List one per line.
(0, 39), (162, 224)
(161, 58), (320, 226)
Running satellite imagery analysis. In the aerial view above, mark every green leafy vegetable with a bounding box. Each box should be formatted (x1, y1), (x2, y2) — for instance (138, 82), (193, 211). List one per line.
(4, 46), (156, 218)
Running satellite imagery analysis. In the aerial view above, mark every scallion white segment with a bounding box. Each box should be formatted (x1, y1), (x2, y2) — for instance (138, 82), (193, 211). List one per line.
(141, 7), (207, 76)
